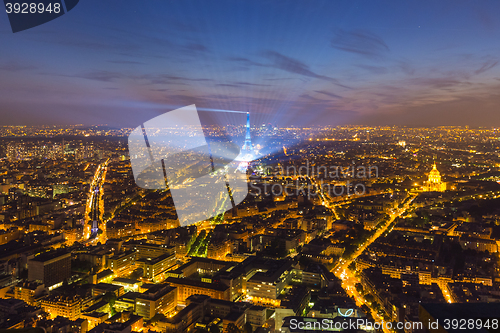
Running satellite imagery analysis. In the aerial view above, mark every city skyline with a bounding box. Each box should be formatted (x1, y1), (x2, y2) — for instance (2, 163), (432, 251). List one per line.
(1, 124), (500, 332)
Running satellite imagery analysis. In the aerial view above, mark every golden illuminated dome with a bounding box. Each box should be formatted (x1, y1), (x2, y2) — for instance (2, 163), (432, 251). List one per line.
(423, 162), (446, 192)
(428, 163), (441, 183)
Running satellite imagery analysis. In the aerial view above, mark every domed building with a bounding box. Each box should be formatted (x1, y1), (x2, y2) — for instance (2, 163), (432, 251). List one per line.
(424, 162), (446, 192)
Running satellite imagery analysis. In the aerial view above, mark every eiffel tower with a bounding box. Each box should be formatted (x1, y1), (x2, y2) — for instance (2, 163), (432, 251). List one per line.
(241, 112), (254, 157)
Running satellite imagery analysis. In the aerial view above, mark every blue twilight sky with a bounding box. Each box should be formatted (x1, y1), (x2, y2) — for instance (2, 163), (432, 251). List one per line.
(1, 0), (500, 128)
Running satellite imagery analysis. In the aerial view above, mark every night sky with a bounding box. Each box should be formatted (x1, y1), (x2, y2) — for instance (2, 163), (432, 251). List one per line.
(1, 0), (500, 128)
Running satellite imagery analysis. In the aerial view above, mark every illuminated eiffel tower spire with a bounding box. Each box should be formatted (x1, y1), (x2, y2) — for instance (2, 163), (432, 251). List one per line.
(242, 112), (253, 153)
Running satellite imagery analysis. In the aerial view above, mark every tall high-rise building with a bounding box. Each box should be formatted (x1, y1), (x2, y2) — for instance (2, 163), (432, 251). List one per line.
(28, 250), (71, 290)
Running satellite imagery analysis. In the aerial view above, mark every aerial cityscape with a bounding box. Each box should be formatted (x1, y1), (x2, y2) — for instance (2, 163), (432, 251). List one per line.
(2, 0), (500, 332)
(0, 122), (499, 332)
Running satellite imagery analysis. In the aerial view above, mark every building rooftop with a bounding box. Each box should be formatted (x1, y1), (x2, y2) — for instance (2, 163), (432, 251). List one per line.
(93, 283), (122, 293)
(96, 269), (113, 280)
(165, 277), (229, 292)
(29, 250), (70, 263)
(117, 292), (142, 302)
(108, 250), (135, 260)
(137, 284), (176, 301)
(112, 278), (141, 285)
(137, 252), (174, 265)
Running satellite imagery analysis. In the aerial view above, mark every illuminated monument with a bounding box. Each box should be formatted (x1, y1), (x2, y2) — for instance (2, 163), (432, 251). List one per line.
(240, 112), (254, 161)
(424, 162), (446, 192)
